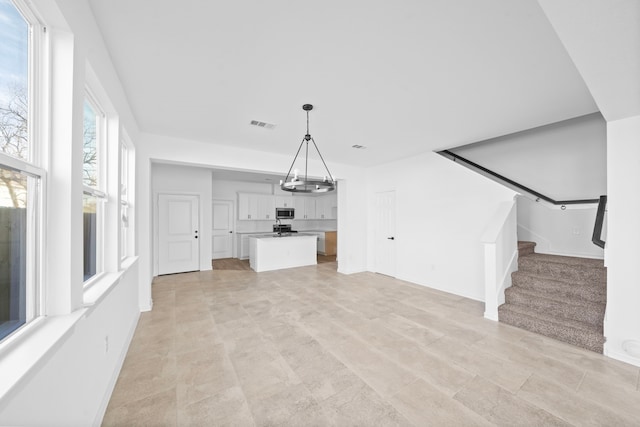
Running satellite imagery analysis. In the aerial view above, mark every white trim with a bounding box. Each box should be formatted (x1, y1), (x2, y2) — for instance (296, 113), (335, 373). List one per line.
(0, 153), (44, 178)
(83, 185), (107, 199)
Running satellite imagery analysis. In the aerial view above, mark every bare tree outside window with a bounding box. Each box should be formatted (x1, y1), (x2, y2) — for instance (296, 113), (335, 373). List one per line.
(1, 0), (29, 209)
(0, 0), (31, 339)
(0, 84), (28, 208)
(83, 100), (98, 188)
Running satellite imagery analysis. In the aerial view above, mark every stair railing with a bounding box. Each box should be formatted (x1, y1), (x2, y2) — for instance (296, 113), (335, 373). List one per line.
(438, 150), (601, 206)
(592, 195), (607, 248)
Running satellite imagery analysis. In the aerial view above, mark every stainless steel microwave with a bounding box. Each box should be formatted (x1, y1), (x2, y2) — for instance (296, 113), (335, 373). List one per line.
(276, 207), (295, 219)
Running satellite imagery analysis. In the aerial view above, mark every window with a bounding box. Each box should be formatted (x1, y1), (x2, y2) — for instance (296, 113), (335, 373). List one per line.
(120, 141), (129, 260)
(0, 0), (43, 341)
(82, 96), (105, 283)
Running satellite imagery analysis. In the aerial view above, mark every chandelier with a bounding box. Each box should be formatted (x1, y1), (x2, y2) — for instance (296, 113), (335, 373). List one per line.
(280, 104), (336, 193)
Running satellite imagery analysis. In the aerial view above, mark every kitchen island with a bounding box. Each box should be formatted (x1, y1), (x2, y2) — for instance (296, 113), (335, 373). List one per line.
(249, 233), (317, 272)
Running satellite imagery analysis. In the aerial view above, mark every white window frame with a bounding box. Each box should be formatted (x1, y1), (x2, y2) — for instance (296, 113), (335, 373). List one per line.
(119, 139), (129, 262)
(82, 91), (107, 286)
(0, 0), (46, 342)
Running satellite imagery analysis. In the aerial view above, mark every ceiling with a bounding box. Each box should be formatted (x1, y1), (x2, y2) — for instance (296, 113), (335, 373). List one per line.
(88, 0), (598, 168)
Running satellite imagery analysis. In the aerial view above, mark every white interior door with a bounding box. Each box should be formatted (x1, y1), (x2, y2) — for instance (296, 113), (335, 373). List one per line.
(212, 200), (234, 259)
(374, 190), (396, 277)
(158, 194), (199, 275)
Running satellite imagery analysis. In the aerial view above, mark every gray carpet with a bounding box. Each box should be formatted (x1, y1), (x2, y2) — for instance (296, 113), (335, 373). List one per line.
(498, 242), (606, 353)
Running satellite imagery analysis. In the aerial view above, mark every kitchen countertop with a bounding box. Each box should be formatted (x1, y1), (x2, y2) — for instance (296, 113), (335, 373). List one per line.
(251, 233), (317, 239)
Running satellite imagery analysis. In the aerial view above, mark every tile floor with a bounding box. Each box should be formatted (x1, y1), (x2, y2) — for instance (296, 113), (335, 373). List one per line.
(103, 261), (640, 426)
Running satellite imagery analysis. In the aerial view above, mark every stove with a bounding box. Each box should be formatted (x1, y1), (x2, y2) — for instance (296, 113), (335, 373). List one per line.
(273, 224), (298, 233)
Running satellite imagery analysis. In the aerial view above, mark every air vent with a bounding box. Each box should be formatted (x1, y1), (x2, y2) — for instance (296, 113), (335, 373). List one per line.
(352, 144), (367, 149)
(250, 120), (276, 129)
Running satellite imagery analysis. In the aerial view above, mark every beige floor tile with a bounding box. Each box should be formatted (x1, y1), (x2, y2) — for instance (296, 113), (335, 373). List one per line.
(108, 353), (177, 409)
(518, 374), (638, 426)
(177, 386), (254, 427)
(103, 387), (177, 427)
(374, 313), (445, 346)
(104, 263), (640, 426)
(454, 375), (570, 426)
(577, 372), (640, 419)
(244, 383), (328, 426)
(322, 381), (412, 426)
(427, 336), (531, 393)
(518, 333), (639, 390)
(312, 322), (418, 397)
(472, 334), (585, 390)
(391, 378), (493, 426)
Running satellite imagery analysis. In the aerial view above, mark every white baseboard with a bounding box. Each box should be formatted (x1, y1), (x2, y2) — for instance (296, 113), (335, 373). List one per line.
(604, 343), (640, 368)
(484, 310), (499, 321)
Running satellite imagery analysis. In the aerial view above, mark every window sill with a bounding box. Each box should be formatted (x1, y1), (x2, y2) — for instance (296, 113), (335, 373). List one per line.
(83, 256), (139, 307)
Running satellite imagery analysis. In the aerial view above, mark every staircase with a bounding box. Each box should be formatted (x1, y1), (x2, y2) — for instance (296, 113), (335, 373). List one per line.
(498, 241), (606, 353)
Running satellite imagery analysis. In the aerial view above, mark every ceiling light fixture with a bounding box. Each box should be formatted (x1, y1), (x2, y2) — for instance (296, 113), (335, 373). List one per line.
(280, 104), (336, 193)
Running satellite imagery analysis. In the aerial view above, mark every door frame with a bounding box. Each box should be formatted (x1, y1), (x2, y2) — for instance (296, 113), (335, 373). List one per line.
(154, 191), (201, 276)
(212, 199), (236, 259)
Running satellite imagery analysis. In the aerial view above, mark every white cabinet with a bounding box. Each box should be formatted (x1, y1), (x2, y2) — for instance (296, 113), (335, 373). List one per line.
(293, 197), (315, 219)
(238, 193), (275, 220)
(275, 195), (293, 208)
(314, 193), (337, 219)
(238, 232), (272, 259)
(292, 194), (337, 220)
(315, 196), (331, 219)
(238, 193), (258, 220)
(258, 194), (275, 220)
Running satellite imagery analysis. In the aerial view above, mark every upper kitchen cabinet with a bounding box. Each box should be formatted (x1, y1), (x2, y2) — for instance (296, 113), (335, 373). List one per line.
(238, 193), (259, 220)
(315, 193), (337, 219)
(275, 195), (293, 208)
(238, 193), (275, 220)
(258, 194), (275, 220)
(293, 196), (316, 220)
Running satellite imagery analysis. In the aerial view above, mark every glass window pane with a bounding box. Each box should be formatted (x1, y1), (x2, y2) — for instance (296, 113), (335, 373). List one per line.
(0, 166), (28, 339)
(120, 204), (128, 259)
(83, 193), (97, 281)
(120, 143), (127, 200)
(83, 100), (98, 188)
(0, 0), (30, 161)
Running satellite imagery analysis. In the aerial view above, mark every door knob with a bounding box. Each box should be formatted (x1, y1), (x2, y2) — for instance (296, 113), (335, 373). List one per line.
(387, 237), (395, 240)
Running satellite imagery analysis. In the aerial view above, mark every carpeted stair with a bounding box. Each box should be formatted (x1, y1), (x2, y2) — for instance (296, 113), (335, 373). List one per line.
(498, 241), (606, 353)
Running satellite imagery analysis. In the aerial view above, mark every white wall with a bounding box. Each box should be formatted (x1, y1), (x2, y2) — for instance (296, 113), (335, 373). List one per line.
(451, 113), (606, 201)
(517, 196), (604, 259)
(604, 115), (640, 366)
(366, 151), (517, 301)
(152, 163), (213, 275)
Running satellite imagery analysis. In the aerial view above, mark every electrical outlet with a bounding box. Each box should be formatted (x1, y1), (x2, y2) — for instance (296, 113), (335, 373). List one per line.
(572, 227), (581, 235)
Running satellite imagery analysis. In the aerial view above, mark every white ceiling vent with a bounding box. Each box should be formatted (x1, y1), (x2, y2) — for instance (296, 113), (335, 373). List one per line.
(250, 120), (276, 129)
